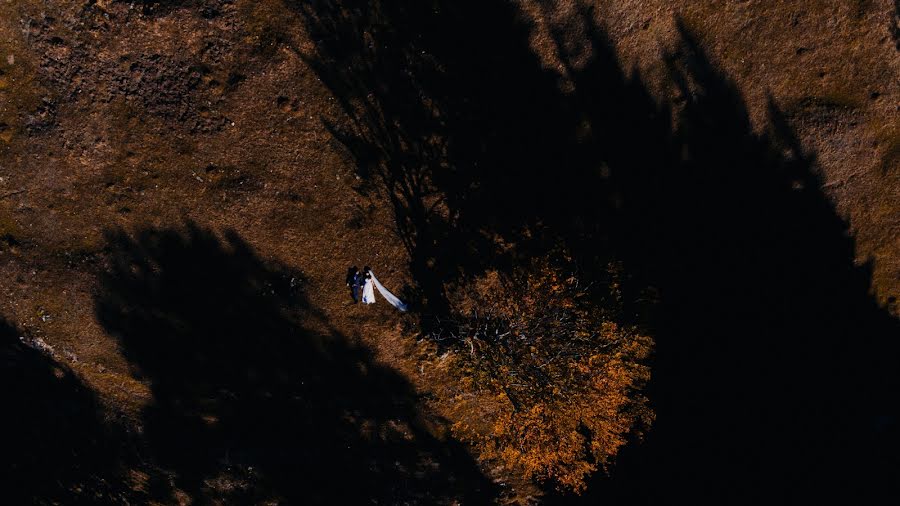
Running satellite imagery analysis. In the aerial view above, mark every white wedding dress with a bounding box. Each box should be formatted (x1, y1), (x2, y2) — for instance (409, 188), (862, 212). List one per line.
(361, 277), (376, 304)
(360, 271), (408, 312)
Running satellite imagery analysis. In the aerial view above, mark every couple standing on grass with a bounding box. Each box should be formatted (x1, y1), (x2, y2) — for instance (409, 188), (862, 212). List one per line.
(345, 266), (408, 312)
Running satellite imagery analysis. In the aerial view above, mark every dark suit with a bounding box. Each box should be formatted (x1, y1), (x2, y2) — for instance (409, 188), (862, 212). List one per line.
(346, 270), (361, 303)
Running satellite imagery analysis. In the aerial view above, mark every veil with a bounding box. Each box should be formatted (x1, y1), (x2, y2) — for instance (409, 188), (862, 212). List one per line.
(369, 271), (409, 312)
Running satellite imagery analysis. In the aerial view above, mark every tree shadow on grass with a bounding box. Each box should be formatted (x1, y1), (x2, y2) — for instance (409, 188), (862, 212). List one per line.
(293, 0), (596, 314)
(94, 222), (494, 504)
(551, 15), (900, 505)
(0, 318), (134, 504)
(296, 0), (900, 502)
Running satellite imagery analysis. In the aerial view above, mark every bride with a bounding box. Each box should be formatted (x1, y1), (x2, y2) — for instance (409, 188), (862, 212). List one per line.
(361, 268), (376, 304)
(360, 266), (408, 312)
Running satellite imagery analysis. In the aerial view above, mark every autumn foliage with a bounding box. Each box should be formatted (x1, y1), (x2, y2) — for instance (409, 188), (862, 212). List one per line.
(430, 260), (653, 493)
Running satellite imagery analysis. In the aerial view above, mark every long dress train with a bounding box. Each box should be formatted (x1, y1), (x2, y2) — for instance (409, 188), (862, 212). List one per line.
(370, 271), (408, 312)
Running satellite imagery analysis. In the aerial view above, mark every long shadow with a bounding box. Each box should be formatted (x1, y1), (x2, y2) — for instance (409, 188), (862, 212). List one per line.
(554, 15), (900, 505)
(0, 317), (134, 504)
(94, 223), (494, 504)
(294, 0), (619, 314)
(296, 0), (900, 502)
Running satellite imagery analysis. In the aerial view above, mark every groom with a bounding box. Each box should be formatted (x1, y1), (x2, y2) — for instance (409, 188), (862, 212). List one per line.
(345, 266), (361, 303)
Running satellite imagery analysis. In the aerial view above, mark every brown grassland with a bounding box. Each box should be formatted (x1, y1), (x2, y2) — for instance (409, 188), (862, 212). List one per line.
(0, 0), (898, 504)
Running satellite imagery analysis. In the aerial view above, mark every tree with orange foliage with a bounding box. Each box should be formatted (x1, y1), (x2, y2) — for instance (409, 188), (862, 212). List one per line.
(431, 259), (653, 493)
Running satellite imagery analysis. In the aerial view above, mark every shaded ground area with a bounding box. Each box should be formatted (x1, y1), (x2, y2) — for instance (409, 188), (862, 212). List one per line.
(93, 223), (494, 504)
(296, 0), (617, 314)
(0, 318), (135, 504)
(298, 0), (900, 502)
(560, 21), (900, 506)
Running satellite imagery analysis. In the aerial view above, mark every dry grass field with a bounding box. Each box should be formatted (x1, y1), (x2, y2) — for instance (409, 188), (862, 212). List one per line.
(0, 0), (897, 503)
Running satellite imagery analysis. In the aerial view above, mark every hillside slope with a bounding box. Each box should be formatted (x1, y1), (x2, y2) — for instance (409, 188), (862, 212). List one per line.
(0, 0), (897, 503)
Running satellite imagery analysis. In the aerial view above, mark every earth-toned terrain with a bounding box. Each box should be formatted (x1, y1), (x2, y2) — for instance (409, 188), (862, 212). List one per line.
(1, 0), (898, 504)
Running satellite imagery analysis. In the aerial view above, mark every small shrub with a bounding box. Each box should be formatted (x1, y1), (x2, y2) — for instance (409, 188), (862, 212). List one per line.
(432, 259), (653, 492)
